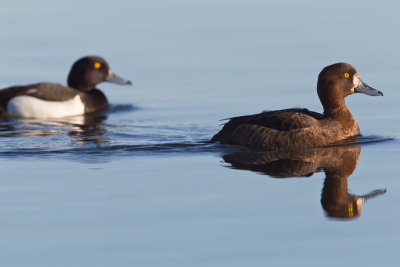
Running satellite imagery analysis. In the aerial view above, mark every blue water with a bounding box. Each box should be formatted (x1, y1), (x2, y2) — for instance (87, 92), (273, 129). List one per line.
(0, 0), (400, 266)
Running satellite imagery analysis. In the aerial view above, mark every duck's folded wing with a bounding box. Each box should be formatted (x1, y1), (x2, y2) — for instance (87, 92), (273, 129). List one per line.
(0, 83), (78, 104)
(230, 124), (325, 151)
(255, 109), (322, 130)
(17, 83), (78, 101)
(211, 108), (323, 144)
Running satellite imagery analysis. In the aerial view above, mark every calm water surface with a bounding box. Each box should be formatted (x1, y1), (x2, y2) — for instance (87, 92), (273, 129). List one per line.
(0, 0), (400, 266)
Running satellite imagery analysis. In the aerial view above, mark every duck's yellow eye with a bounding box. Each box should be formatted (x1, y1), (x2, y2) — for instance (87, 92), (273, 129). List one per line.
(94, 62), (101, 69)
(344, 73), (349, 78)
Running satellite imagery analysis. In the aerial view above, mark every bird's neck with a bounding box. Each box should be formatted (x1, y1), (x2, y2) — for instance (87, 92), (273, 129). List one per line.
(67, 71), (95, 92)
(323, 102), (351, 118)
(322, 99), (360, 136)
(67, 80), (94, 92)
(321, 94), (353, 119)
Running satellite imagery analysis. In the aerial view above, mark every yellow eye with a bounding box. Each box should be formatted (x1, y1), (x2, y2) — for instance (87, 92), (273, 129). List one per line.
(94, 62), (101, 69)
(344, 73), (349, 78)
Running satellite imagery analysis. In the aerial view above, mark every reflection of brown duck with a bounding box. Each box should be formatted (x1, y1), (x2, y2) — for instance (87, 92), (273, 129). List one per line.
(321, 171), (385, 219)
(223, 145), (386, 219)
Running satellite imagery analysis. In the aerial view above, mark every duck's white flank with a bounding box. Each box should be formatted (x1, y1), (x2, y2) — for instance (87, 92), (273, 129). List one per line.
(7, 95), (85, 118)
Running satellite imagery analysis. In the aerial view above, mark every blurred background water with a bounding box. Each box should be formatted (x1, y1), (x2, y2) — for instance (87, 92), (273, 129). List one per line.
(0, 0), (399, 266)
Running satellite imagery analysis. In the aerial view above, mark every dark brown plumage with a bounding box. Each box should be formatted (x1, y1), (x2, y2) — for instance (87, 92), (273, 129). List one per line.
(211, 63), (383, 151)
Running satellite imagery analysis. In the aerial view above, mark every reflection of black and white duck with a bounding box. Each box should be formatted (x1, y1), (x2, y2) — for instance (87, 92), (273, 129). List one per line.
(0, 56), (131, 118)
(212, 63), (383, 151)
(223, 145), (386, 219)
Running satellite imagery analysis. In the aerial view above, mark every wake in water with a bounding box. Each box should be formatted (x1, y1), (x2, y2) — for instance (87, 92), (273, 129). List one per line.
(0, 103), (220, 160)
(0, 103), (395, 161)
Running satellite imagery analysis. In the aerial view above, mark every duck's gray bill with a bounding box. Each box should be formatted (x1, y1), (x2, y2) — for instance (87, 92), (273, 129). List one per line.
(355, 79), (383, 96)
(106, 70), (132, 85)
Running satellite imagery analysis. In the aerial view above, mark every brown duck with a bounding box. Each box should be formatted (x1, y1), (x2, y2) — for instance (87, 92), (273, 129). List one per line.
(211, 63), (383, 151)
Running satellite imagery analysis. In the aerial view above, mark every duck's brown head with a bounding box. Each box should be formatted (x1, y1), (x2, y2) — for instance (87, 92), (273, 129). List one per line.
(317, 63), (382, 116)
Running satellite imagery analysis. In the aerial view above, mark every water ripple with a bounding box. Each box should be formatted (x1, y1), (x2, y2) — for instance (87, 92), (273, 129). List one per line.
(0, 107), (395, 161)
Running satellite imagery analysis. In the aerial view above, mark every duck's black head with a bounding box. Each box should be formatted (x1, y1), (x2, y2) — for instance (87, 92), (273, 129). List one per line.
(67, 56), (132, 92)
(317, 63), (382, 115)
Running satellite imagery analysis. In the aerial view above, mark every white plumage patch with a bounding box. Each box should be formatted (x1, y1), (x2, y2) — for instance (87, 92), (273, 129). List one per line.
(353, 73), (360, 88)
(7, 95), (85, 118)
